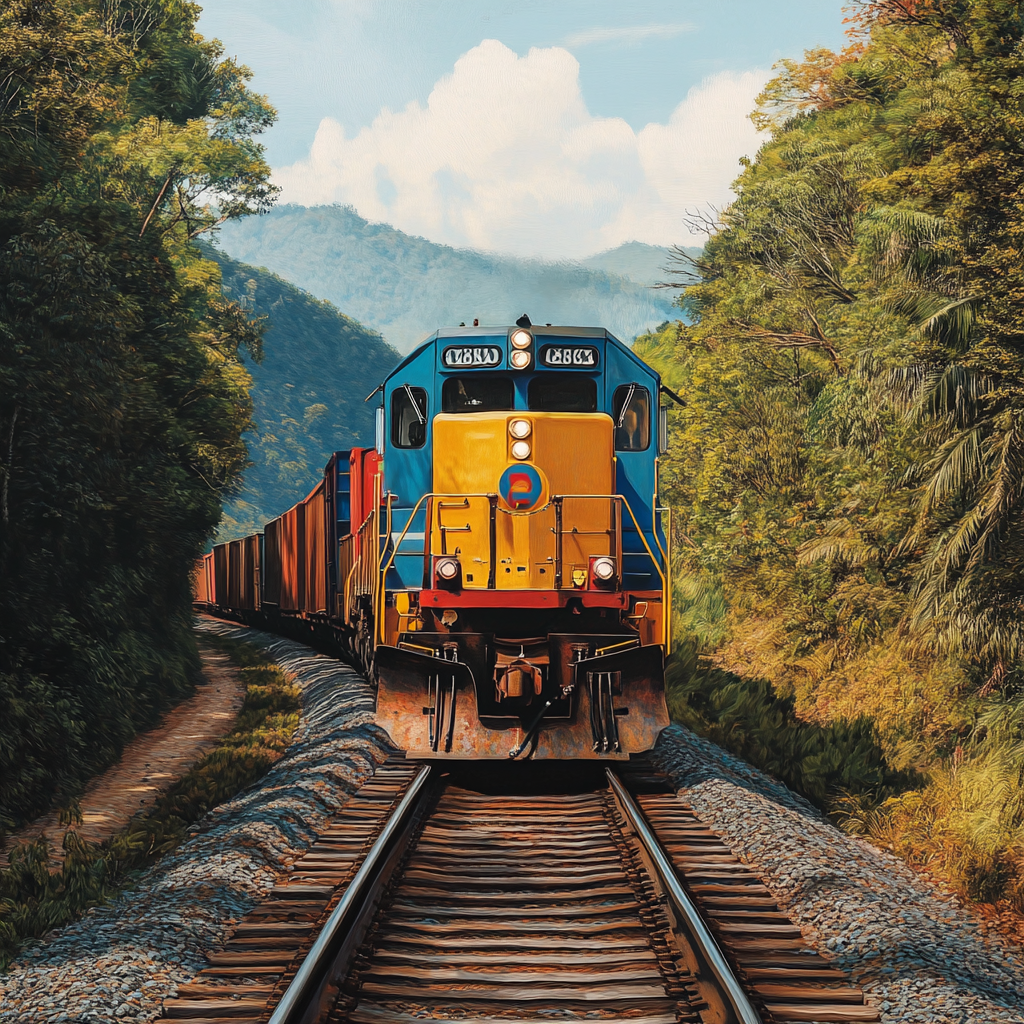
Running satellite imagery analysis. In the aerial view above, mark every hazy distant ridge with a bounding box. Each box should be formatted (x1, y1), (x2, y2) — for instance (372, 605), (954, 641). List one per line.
(216, 205), (686, 352)
(210, 248), (400, 535)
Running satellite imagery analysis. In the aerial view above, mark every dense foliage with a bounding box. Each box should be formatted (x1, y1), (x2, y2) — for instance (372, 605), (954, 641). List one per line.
(0, 1), (275, 834)
(0, 637), (299, 967)
(210, 250), (399, 536)
(641, 0), (1024, 908)
(665, 646), (918, 812)
(216, 204), (682, 353)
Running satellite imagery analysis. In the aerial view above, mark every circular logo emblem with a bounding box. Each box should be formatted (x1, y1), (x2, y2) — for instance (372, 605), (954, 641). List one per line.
(499, 464), (546, 511)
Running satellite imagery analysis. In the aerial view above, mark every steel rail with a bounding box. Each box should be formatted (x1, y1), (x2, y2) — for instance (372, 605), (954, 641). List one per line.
(267, 764), (432, 1024)
(606, 768), (764, 1024)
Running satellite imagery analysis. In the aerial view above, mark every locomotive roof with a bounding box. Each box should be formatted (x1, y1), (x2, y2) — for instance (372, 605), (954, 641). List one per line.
(380, 325), (660, 388)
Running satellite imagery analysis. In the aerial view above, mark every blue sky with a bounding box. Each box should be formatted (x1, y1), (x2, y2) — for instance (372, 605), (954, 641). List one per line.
(197, 1), (848, 257)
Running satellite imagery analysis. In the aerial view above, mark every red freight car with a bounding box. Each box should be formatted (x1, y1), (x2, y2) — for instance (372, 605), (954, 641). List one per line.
(196, 448), (380, 640)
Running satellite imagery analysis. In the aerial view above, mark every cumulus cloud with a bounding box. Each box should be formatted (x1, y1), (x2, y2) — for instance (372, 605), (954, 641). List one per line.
(564, 23), (695, 48)
(273, 39), (767, 258)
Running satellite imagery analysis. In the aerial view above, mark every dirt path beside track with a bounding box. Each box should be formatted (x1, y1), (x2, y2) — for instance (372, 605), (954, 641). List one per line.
(0, 640), (246, 869)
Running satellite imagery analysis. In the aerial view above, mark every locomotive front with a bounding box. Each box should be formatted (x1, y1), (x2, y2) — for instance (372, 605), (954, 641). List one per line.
(374, 323), (671, 758)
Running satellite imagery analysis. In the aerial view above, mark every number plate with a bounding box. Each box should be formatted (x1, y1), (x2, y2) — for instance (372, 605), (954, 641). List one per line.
(442, 345), (502, 367)
(539, 345), (599, 368)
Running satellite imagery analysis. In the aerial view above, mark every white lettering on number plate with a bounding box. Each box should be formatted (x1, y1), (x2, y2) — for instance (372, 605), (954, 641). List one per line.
(443, 346), (502, 367)
(540, 345), (598, 368)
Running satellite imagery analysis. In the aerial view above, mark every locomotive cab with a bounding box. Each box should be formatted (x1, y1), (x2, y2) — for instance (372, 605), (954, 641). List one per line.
(372, 324), (671, 759)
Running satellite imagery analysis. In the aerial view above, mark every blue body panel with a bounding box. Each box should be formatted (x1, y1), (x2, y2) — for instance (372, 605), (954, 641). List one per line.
(603, 340), (661, 590)
(378, 326), (663, 592)
(383, 344), (435, 589)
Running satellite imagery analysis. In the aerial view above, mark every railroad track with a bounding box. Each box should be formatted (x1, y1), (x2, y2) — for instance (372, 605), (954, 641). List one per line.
(160, 758), (878, 1024)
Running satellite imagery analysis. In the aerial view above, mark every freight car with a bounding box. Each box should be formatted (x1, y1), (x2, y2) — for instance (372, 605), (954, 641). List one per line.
(195, 320), (674, 759)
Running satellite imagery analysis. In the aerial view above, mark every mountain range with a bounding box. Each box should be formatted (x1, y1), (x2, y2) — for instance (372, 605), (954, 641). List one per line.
(211, 248), (400, 537)
(215, 205), (691, 353)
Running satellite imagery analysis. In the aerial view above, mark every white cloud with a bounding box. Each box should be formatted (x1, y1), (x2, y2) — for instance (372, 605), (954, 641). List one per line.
(564, 23), (695, 48)
(272, 40), (767, 259)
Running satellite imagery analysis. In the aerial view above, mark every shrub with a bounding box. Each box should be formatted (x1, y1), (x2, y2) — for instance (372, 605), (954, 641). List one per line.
(666, 642), (918, 816)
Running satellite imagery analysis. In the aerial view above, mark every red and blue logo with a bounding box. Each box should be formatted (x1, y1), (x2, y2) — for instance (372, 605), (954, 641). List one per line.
(499, 464), (545, 511)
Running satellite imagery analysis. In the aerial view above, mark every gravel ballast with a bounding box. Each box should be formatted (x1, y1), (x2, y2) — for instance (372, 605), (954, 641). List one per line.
(653, 722), (1024, 1023)
(0, 620), (395, 1024)
(3, 625), (1024, 1023)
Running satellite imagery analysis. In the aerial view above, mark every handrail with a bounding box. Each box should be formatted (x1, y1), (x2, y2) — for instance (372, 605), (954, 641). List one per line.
(376, 491), (669, 646)
(553, 494), (669, 641)
(659, 505), (672, 653)
(343, 556), (360, 625)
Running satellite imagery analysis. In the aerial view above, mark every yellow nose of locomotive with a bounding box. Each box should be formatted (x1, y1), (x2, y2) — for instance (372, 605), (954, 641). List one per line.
(431, 412), (614, 590)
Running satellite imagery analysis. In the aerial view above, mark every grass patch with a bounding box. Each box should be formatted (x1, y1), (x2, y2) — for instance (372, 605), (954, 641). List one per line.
(846, 693), (1024, 912)
(0, 634), (300, 969)
(668, 641), (1024, 913)
(666, 642), (919, 818)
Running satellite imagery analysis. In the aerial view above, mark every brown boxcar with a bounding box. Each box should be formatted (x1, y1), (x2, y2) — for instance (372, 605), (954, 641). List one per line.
(213, 544), (229, 607)
(279, 504), (304, 612)
(263, 518), (281, 607)
(193, 554), (214, 605)
(302, 480), (327, 614)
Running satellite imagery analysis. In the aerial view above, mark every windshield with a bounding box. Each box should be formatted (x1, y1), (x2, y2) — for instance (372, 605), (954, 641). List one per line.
(442, 376), (514, 413)
(528, 374), (597, 412)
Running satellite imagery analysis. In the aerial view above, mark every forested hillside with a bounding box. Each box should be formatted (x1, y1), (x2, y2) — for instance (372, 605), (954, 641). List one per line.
(215, 205), (680, 352)
(210, 252), (399, 535)
(643, 0), (1024, 909)
(0, 1), (272, 834)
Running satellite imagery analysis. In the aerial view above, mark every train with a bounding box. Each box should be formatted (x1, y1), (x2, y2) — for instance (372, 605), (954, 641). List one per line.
(195, 318), (673, 759)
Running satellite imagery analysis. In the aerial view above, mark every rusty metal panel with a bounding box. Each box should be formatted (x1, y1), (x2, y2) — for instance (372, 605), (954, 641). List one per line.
(227, 539), (243, 608)
(350, 448), (382, 532)
(212, 544), (229, 606)
(279, 505), (304, 612)
(262, 519), (281, 606)
(303, 480), (327, 613)
(240, 534), (261, 611)
(192, 555), (213, 604)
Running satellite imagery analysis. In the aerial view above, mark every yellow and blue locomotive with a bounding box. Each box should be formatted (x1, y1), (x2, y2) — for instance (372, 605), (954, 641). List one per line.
(196, 319), (672, 759)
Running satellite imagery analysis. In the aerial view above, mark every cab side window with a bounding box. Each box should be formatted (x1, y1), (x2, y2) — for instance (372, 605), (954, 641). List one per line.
(391, 385), (428, 448)
(612, 384), (650, 451)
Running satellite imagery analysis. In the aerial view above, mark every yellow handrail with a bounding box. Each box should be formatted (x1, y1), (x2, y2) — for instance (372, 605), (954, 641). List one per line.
(378, 491), (429, 642)
(343, 556), (360, 626)
(375, 490), (669, 648)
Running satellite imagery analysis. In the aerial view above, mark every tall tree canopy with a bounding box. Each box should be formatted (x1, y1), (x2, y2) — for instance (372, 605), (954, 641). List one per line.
(0, 0), (276, 830)
(641, 0), (1024, 905)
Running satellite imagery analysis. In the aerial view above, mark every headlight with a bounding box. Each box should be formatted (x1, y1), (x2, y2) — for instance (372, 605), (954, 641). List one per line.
(592, 557), (616, 581)
(510, 349), (532, 369)
(510, 328), (532, 349)
(511, 440), (531, 460)
(435, 557), (460, 581)
(509, 418), (531, 439)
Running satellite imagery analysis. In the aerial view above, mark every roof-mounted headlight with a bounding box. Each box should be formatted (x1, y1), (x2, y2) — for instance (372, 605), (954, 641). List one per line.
(510, 349), (532, 369)
(510, 328), (532, 349)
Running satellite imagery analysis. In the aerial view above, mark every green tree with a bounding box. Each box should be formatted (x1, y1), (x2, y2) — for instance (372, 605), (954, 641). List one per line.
(642, 0), (1024, 908)
(0, 0), (275, 831)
